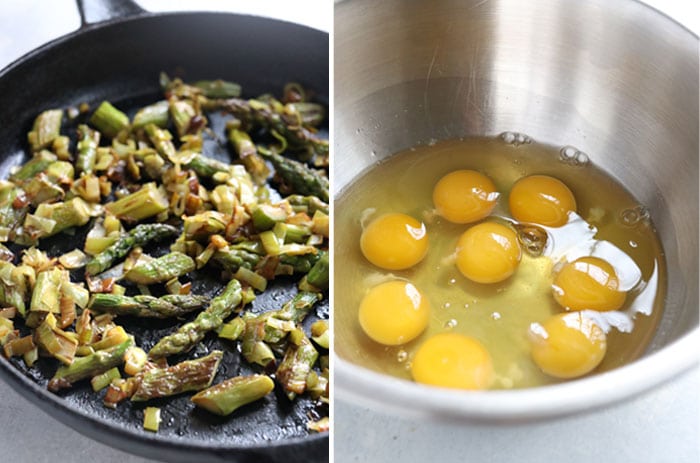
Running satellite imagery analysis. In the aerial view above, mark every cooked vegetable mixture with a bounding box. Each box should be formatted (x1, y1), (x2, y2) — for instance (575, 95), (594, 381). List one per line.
(0, 74), (329, 433)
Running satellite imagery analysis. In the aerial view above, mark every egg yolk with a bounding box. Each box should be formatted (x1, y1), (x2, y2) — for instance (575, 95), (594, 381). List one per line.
(530, 312), (607, 379)
(411, 333), (493, 390)
(432, 170), (499, 224)
(553, 256), (626, 312)
(358, 280), (431, 345)
(456, 222), (521, 283)
(509, 175), (576, 227)
(360, 213), (429, 270)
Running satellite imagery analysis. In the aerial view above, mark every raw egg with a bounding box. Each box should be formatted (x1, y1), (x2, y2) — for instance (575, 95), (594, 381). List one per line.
(432, 169), (499, 223)
(509, 174), (576, 227)
(411, 333), (493, 390)
(553, 256), (626, 312)
(530, 312), (607, 379)
(360, 213), (428, 270)
(456, 222), (521, 283)
(358, 280), (430, 345)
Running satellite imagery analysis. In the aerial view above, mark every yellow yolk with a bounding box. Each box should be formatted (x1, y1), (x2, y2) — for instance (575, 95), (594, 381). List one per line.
(530, 312), (607, 379)
(432, 170), (499, 224)
(456, 222), (521, 283)
(509, 175), (577, 227)
(360, 213), (428, 270)
(411, 333), (493, 390)
(553, 256), (626, 312)
(358, 280), (431, 345)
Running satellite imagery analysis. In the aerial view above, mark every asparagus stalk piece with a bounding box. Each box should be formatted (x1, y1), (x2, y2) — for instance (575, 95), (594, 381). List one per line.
(124, 251), (195, 285)
(132, 101), (170, 129)
(228, 128), (269, 184)
(169, 100), (200, 138)
(104, 182), (169, 222)
(85, 223), (178, 276)
(184, 154), (232, 179)
(88, 293), (209, 318)
(48, 337), (134, 391)
(131, 350), (223, 401)
(212, 247), (320, 275)
(90, 101), (129, 139)
(193, 79), (241, 98)
(258, 148), (329, 202)
(305, 252), (329, 290)
(27, 109), (63, 151)
(148, 279), (242, 359)
(191, 374), (274, 416)
(276, 332), (318, 400)
(76, 124), (101, 175)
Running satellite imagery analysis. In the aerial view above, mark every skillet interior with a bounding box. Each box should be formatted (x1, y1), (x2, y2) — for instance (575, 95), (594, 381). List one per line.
(0, 12), (328, 463)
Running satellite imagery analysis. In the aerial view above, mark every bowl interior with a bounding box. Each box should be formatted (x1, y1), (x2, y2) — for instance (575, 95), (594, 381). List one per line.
(333, 0), (699, 420)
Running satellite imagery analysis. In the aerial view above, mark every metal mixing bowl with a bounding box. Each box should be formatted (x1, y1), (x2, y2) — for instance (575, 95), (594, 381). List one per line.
(334, 0), (699, 422)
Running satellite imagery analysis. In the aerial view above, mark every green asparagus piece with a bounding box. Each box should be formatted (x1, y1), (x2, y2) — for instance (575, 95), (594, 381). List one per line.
(90, 101), (129, 138)
(124, 251), (195, 285)
(88, 293), (209, 318)
(258, 148), (329, 202)
(206, 97), (328, 160)
(48, 337), (134, 392)
(76, 124), (101, 175)
(193, 79), (241, 98)
(131, 350), (223, 401)
(148, 279), (242, 359)
(132, 100), (170, 129)
(184, 154), (232, 178)
(191, 374), (274, 416)
(212, 247), (320, 276)
(85, 223), (178, 276)
(276, 331), (318, 400)
(250, 204), (288, 231)
(104, 182), (169, 222)
(306, 252), (329, 290)
(27, 109), (63, 151)
(228, 128), (269, 184)
(9, 150), (57, 183)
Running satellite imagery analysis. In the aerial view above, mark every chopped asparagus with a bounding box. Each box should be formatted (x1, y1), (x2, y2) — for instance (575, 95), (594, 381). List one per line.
(48, 337), (134, 391)
(90, 101), (129, 138)
(191, 374), (274, 416)
(88, 293), (208, 318)
(148, 279), (242, 359)
(258, 148), (329, 202)
(193, 79), (241, 98)
(85, 223), (178, 275)
(131, 350), (222, 401)
(184, 154), (232, 179)
(305, 251), (329, 290)
(132, 100), (170, 129)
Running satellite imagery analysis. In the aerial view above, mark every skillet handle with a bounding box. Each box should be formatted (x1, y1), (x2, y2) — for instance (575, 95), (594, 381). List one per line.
(76, 0), (146, 27)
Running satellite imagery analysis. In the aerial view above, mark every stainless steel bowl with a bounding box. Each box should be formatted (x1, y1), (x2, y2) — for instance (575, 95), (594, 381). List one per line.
(334, 0), (699, 422)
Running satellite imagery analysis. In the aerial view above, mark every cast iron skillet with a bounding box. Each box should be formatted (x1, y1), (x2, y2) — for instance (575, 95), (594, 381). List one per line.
(0, 1), (329, 462)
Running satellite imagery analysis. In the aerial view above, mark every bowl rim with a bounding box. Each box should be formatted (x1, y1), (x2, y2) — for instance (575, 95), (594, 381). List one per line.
(334, 327), (699, 422)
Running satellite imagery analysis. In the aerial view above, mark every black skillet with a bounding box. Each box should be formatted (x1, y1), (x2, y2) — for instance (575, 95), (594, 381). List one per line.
(0, 1), (329, 462)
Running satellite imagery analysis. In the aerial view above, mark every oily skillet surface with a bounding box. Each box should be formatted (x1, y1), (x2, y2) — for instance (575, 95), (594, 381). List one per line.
(0, 11), (329, 463)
